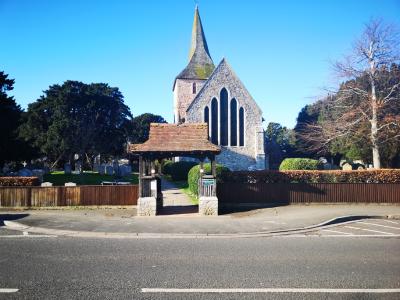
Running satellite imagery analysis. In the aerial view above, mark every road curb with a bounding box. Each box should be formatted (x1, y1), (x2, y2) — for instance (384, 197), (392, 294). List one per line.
(3, 214), (399, 239)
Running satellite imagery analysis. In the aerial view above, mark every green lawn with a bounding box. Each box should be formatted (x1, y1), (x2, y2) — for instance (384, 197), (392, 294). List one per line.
(43, 171), (138, 186)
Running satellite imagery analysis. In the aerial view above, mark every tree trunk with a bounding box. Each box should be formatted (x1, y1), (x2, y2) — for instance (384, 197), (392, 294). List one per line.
(370, 115), (381, 169)
(369, 71), (381, 169)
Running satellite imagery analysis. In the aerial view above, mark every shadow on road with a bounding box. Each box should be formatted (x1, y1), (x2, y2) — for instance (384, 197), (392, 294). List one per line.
(0, 213), (30, 227)
(158, 205), (198, 215)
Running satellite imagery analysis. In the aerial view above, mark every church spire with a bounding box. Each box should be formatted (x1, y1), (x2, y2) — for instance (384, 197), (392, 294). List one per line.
(175, 6), (215, 81)
(188, 5), (212, 62)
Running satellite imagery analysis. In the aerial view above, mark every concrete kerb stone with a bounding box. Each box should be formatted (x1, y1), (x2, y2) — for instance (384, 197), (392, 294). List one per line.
(4, 214), (400, 239)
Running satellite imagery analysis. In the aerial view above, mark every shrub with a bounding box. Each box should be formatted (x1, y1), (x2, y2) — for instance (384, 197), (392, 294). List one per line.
(161, 160), (173, 175)
(279, 158), (321, 170)
(220, 169), (400, 184)
(169, 161), (198, 181)
(0, 177), (39, 186)
(188, 163), (230, 196)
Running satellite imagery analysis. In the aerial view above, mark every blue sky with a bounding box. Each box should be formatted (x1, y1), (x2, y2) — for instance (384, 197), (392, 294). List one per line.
(1, 0), (399, 128)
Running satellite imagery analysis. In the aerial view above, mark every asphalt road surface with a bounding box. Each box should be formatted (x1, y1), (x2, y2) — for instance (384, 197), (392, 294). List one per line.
(0, 226), (399, 299)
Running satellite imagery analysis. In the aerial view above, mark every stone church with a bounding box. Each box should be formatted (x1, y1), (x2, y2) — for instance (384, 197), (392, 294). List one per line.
(173, 6), (266, 171)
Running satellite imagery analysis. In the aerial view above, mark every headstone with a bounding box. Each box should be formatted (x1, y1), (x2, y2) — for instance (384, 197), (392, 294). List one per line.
(342, 163), (353, 171)
(64, 182), (77, 186)
(105, 165), (114, 175)
(32, 169), (45, 182)
(75, 161), (82, 173)
(64, 163), (72, 174)
(113, 160), (119, 176)
(41, 182), (53, 187)
(18, 168), (33, 177)
(99, 164), (106, 175)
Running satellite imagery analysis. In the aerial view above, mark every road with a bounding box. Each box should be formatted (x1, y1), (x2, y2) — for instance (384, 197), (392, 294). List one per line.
(1, 225), (400, 299)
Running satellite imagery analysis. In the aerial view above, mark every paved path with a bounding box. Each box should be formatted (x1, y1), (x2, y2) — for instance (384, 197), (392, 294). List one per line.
(158, 179), (198, 215)
(1, 205), (400, 236)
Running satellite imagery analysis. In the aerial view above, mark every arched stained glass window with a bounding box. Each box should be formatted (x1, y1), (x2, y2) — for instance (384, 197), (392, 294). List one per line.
(211, 98), (218, 145)
(204, 106), (209, 123)
(230, 98), (237, 146)
(220, 88), (228, 146)
(239, 107), (244, 146)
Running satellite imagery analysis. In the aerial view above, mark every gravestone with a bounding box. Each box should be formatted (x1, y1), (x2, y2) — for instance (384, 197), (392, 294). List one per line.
(99, 164), (106, 175)
(64, 182), (77, 186)
(64, 163), (72, 174)
(41, 182), (53, 187)
(105, 165), (114, 175)
(342, 163), (353, 171)
(18, 168), (33, 177)
(32, 169), (45, 182)
(75, 161), (82, 173)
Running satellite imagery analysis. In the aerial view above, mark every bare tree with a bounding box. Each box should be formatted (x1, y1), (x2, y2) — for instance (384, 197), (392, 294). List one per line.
(298, 20), (400, 168)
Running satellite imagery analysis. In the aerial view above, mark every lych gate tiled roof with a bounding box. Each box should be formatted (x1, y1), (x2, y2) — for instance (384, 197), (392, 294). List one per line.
(174, 6), (215, 85)
(128, 123), (220, 154)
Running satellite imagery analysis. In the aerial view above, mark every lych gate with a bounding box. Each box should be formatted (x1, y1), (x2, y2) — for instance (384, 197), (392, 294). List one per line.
(128, 123), (221, 216)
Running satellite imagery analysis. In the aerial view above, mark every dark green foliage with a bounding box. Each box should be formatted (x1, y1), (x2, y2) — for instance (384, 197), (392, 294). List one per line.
(0, 71), (36, 167)
(188, 163), (230, 196)
(19, 81), (132, 167)
(221, 169), (400, 184)
(169, 161), (198, 181)
(161, 160), (173, 175)
(265, 122), (296, 169)
(128, 113), (167, 144)
(279, 158), (321, 170)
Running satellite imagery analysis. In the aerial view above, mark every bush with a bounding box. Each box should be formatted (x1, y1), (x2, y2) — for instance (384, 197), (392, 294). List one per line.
(169, 161), (198, 181)
(220, 169), (400, 184)
(188, 163), (230, 196)
(161, 160), (173, 175)
(0, 177), (39, 186)
(279, 158), (321, 170)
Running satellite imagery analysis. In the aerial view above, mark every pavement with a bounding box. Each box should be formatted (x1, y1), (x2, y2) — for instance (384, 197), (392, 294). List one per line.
(1, 204), (400, 238)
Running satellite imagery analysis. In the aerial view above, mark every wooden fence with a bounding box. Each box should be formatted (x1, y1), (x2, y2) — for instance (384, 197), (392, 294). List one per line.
(217, 183), (400, 206)
(0, 185), (138, 207)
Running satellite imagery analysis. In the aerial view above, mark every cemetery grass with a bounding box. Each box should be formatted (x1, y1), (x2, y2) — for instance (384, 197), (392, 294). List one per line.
(43, 171), (139, 186)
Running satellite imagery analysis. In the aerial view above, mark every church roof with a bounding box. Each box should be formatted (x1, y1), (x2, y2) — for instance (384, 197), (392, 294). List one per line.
(186, 58), (263, 114)
(128, 123), (220, 155)
(174, 6), (215, 86)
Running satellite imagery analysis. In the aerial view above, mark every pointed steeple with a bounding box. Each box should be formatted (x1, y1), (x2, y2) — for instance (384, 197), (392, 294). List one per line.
(175, 6), (215, 81)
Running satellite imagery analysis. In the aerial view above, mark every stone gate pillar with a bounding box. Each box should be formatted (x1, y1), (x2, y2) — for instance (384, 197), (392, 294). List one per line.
(137, 157), (159, 216)
(198, 158), (218, 216)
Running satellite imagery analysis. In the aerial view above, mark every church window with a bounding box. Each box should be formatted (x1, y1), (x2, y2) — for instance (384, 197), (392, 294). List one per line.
(204, 106), (209, 123)
(230, 98), (237, 146)
(211, 98), (218, 145)
(220, 88), (228, 146)
(192, 82), (196, 94)
(239, 107), (245, 146)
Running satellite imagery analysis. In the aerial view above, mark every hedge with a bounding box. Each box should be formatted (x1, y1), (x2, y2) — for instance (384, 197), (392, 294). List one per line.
(188, 163), (230, 196)
(169, 161), (198, 181)
(0, 177), (39, 186)
(220, 169), (400, 184)
(279, 158), (321, 170)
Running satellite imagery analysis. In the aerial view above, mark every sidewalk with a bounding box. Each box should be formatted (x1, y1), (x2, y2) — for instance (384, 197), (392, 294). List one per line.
(1, 204), (399, 236)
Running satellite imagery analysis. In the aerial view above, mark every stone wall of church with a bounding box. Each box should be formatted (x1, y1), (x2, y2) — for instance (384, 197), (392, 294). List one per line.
(185, 61), (266, 171)
(173, 79), (206, 123)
